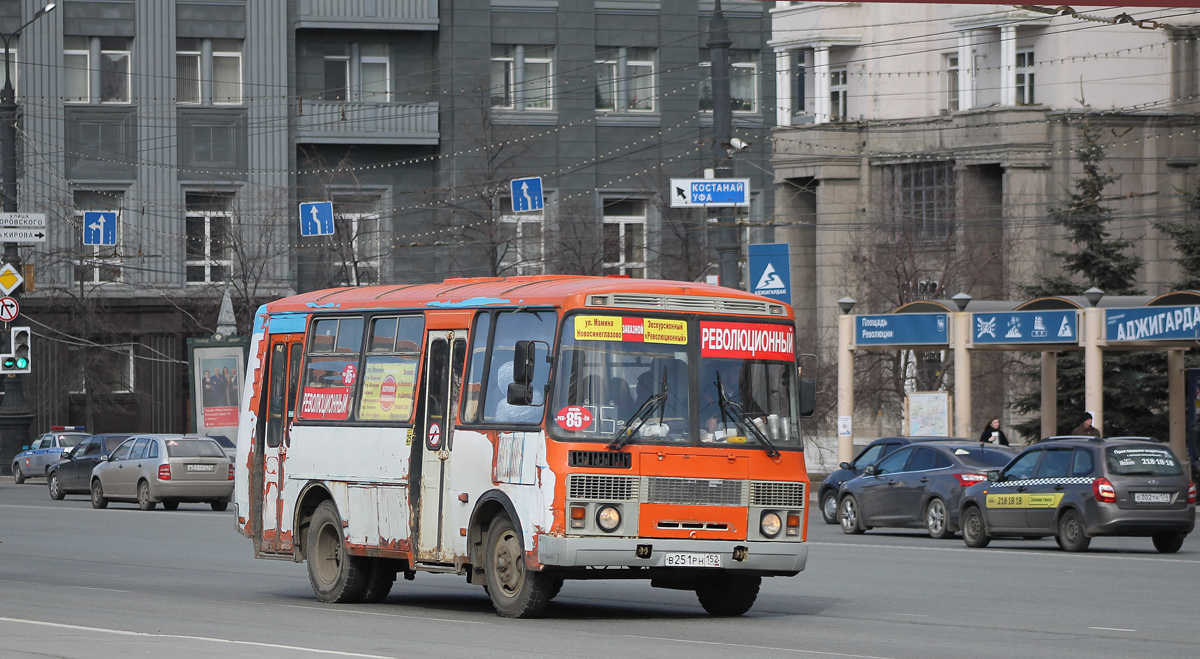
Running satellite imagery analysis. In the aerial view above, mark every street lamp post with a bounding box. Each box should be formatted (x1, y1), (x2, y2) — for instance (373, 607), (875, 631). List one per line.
(706, 0), (740, 290)
(0, 4), (54, 476)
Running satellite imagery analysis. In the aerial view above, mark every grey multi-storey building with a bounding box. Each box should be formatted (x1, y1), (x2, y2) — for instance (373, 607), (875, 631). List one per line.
(3, 0), (775, 436)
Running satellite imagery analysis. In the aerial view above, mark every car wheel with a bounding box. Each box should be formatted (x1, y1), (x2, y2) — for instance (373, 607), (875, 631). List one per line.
(360, 559), (398, 603)
(839, 495), (866, 535)
(1056, 509), (1090, 552)
(48, 473), (65, 500)
(961, 506), (990, 548)
(925, 497), (952, 539)
(695, 572), (761, 616)
(210, 500), (229, 512)
(484, 515), (554, 618)
(162, 500), (179, 511)
(90, 479), (108, 509)
(1152, 531), (1186, 554)
(137, 480), (156, 511)
(306, 500), (368, 603)
(13, 464), (24, 484)
(820, 490), (839, 525)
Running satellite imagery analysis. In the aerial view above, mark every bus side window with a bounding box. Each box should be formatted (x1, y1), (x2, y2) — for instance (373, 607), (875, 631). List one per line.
(483, 311), (555, 423)
(461, 312), (491, 423)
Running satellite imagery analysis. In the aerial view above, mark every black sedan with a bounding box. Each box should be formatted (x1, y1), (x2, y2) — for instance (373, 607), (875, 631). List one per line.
(817, 436), (970, 524)
(838, 442), (1016, 538)
(47, 434), (131, 500)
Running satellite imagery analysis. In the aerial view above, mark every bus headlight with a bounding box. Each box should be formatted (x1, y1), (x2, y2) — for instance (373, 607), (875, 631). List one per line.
(596, 505), (621, 533)
(760, 511), (782, 538)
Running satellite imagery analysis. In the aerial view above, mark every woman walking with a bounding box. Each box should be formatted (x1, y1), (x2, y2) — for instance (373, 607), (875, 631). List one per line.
(979, 417), (1009, 446)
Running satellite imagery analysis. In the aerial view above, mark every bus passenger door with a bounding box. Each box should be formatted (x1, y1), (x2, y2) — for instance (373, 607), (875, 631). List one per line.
(256, 335), (303, 556)
(416, 330), (467, 564)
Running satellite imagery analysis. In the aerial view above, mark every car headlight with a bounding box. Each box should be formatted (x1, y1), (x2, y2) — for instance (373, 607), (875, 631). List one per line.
(760, 511), (782, 538)
(596, 505), (621, 533)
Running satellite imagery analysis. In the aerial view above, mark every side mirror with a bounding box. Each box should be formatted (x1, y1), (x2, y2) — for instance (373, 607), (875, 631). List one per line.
(986, 470), (1001, 482)
(799, 377), (816, 418)
(512, 341), (535, 386)
(507, 381), (533, 406)
(839, 461), (852, 471)
(863, 465), (877, 476)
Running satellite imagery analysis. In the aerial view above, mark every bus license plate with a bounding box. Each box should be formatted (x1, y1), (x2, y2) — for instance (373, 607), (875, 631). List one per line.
(187, 464), (215, 472)
(664, 553), (721, 568)
(1134, 492), (1171, 504)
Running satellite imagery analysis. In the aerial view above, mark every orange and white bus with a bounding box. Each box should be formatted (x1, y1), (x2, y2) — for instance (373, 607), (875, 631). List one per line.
(233, 275), (815, 617)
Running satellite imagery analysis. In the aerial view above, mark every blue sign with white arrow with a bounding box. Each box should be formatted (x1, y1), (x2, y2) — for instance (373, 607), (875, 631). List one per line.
(83, 211), (117, 246)
(510, 177), (544, 213)
(748, 243), (791, 305)
(972, 310), (1077, 345)
(299, 202), (335, 237)
(855, 313), (949, 347)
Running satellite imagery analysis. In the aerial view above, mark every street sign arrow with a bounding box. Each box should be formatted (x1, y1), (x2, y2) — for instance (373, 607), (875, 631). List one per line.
(0, 229), (46, 243)
(0, 297), (18, 322)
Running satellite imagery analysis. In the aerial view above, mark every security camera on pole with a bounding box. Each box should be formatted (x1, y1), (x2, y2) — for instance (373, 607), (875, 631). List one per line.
(0, 4), (56, 476)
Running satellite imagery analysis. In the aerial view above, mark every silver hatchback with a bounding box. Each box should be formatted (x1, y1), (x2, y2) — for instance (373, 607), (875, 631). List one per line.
(90, 435), (234, 511)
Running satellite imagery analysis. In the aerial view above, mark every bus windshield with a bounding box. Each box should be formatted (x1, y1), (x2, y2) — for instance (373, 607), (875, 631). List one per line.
(549, 314), (801, 450)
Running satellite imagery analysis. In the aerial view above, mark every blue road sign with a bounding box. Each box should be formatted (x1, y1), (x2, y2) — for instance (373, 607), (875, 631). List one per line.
(299, 201), (335, 237)
(748, 243), (791, 305)
(82, 211), (117, 246)
(1106, 305), (1200, 342)
(972, 310), (1077, 345)
(670, 178), (751, 207)
(510, 177), (544, 213)
(855, 313), (948, 347)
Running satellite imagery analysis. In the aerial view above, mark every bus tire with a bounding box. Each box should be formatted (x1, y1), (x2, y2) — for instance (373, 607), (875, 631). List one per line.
(360, 559), (397, 603)
(306, 501), (368, 603)
(695, 572), (760, 616)
(484, 515), (553, 618)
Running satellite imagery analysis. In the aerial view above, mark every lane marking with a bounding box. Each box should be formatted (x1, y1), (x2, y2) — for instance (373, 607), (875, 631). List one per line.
(621, 634), (895, 659)
(1090, 627), (1136, 632)
(885, 612), (928, 617)
(806, 541), (1199, 564)
(0, 616), (396, 658)
(69, 586), (129, 593)
(274, 602), (488, 625)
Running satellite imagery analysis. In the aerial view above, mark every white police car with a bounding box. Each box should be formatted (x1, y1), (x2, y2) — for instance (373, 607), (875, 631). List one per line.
(11, 426), (88, 483)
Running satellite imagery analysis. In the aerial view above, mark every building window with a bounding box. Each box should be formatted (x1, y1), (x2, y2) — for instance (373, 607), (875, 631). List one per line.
(100, 37), (131, 103)
(793, 50), (806, 116)
(185, 193), (232, 284)
(73, 190), (122, 284)
(498, 198), (544, 275)
(177, 39), (244, 105)
(595, 47), (655, 112)
(319, 206), (380, 287)
(322, 43), (390, 102)
(700, 50), (759, 113)
(602, 198), (646, 278)
(63, 36), (90, 103)
(69, 344), (135, 394)
(946, 54), (960, 112)
(881, 161), (956, 242)
(830, 68), (848, 121)
(491, 45), (553, 111)
(1016, 50), (1035, 105)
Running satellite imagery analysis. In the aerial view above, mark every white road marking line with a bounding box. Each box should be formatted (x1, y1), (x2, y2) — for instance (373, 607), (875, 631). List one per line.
(885, 612), (928, 617)
(0, 616), (396, 658)
(807, 541), (1198, 564)
(274, 602), (488, 624)
(1089, 627), (1137, 632)
(69, 586), (129, 593)
(621, 634), (895, 659)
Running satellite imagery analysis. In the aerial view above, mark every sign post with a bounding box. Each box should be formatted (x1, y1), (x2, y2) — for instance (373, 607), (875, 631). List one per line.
(747, 243), (791, 305)
(669, 178), (751, 207)
(299, 201), (335, 237)
(83, 211), (117, 246)
(509, 177), (544, 213)
(0, 213), (45, 244)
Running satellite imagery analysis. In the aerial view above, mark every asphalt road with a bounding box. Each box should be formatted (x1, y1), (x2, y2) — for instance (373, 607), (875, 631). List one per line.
(2, 476), (1197, 659)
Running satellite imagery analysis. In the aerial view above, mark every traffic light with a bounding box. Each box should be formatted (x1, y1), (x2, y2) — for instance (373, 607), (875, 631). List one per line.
(1, 326), (31, 374)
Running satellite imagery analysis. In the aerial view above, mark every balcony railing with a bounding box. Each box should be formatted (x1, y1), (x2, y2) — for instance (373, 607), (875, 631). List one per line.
(296, 101), (439, 145)
(296, 0), (438, 30)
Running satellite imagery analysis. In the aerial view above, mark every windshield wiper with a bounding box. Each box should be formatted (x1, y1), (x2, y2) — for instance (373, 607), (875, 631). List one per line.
(715, 374), (780, 458)
(608, 368), (668, 451)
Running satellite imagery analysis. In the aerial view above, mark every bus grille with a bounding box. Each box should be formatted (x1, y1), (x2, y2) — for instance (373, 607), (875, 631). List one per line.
(750, 481), (806, 507)
(567, 474), (639, 501)
(644, 477), (746, 506)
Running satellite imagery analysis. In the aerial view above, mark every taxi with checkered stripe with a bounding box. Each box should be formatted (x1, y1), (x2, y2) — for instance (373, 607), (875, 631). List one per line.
(959, 436), (1195, 553)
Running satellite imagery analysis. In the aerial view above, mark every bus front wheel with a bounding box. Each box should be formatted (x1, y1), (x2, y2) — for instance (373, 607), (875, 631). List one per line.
(484, 515), (553, 618)
(306, 500), (369, 603)
(695, 572), (761, 616)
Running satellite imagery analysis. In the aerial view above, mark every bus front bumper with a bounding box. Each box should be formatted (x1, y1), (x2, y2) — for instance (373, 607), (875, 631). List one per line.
(536, 535), (808, 574)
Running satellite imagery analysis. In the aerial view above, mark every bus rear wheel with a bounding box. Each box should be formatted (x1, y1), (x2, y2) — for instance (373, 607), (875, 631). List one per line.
(695, 572), (761, 616)
(306, 500), (368, 603)
(484, 515), (553, 618)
